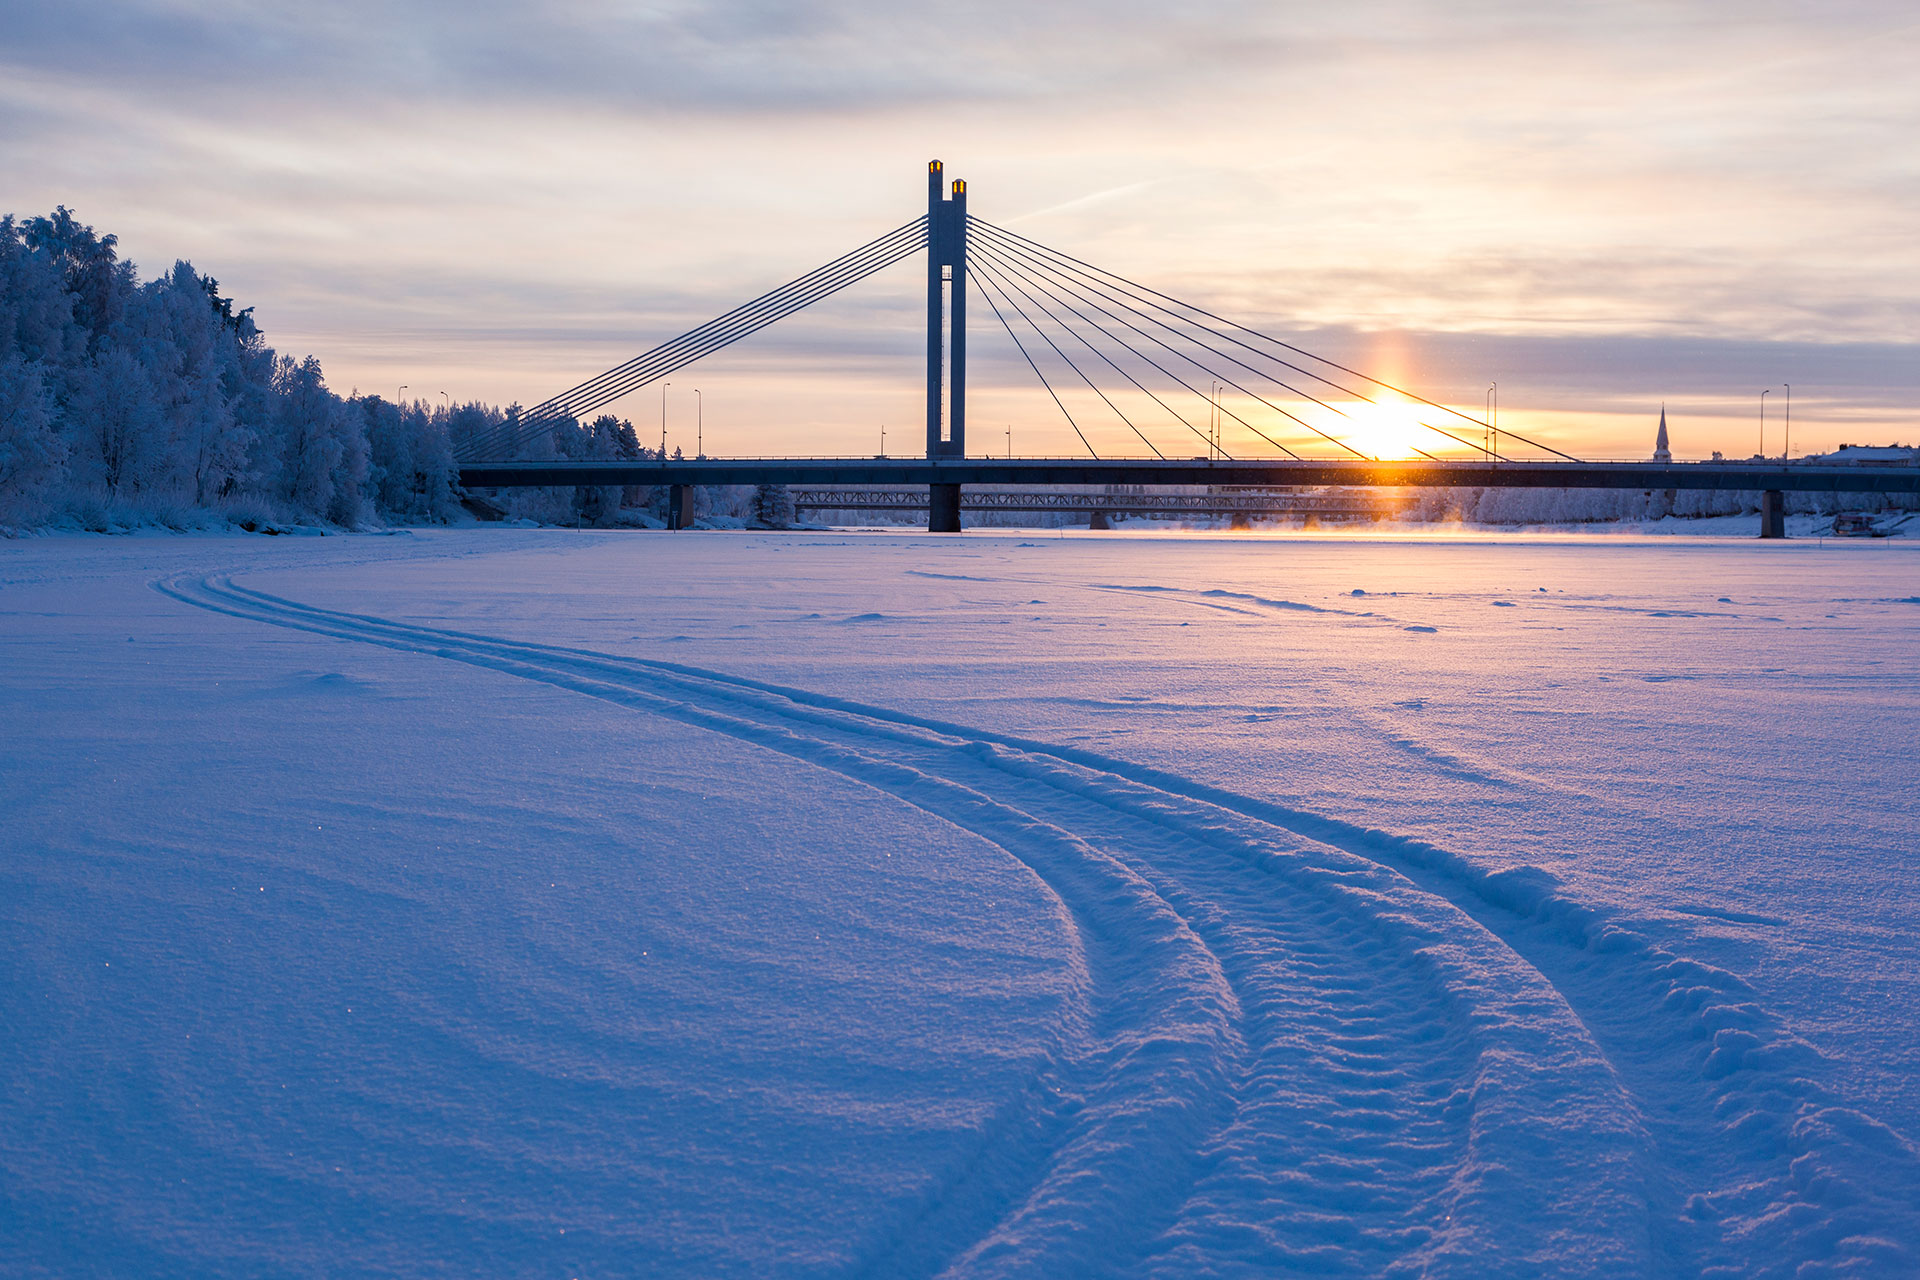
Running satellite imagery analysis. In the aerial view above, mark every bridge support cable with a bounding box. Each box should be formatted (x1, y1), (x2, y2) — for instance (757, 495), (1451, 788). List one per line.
(969, 233), (1260, 459)
(472, 216), (927, 457)
(472, 218), (928, 458)
(969, 222), (1366, 459)
(968, 219), (1506, 460)
(971, 235), (1313, 459)
(547, 219), (926, 411)
(463, 217), (929, 459)
(978, 221), (1499, 462)
(968, 236), (1315, 460)
(470, 226), (928, 459)
(973, 268), (1099, 459)
(976, 217), (1526, 440)
(470, 230), (928, 460)
(976, 217), (1391, 406)
(971, 217), (1574, 462)
(968, 253), (1165, 458)
(960, 225), (1367, 450)
(966, 241), (1228, 459)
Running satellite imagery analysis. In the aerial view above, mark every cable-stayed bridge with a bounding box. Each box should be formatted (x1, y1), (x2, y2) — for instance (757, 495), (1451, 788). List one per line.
(455, 162), (1920, 534)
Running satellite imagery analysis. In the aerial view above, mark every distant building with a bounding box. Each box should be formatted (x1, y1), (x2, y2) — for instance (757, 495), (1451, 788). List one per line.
(1653, 406), (1671, 463)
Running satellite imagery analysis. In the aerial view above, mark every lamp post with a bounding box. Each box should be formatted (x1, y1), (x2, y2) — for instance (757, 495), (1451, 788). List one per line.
(1760, 389), (1770, 458)
(694, 388), (703, 458)
(398, 384), (407, 410)
(1212, 382), (1223, 459)
(439, 391), (448, 410)
(1487, 382), (1499, 460)
(1006, 424), (1012, 459)
(1784, 384), (1790, 459)
(661, 382), (670, 457)
(880, 423), (886, 457)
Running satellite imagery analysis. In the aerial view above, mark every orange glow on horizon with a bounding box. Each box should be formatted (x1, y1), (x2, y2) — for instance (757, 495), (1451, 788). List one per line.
(1336, 396), (1434, 460)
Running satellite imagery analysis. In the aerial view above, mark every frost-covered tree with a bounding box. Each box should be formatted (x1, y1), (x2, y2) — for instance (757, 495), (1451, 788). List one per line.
(178, 365), (252, 504)
(565, 413), (641, 526)
(22, 207), (130, 353)
(271, 355), (367, 523)
(0, 216), (85, 370)
(0, 356), (67, 524)
(750, 483), (795, 528)
(362, 396), (460, 522)
(445, 401), (502, 460)
(114, 262), (257, 502)
(66, 347), (162, 496)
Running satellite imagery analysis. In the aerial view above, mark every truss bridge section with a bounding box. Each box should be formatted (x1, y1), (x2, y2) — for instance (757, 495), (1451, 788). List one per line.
(789, 486), (1406, 522)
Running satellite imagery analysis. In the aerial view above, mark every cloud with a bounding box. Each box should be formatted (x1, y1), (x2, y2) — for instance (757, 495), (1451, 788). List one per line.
(4, 0), (1917, 458)
(5, 0), (1307, 114)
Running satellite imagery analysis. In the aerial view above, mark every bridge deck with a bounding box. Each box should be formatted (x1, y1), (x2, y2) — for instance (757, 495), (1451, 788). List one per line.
(459, 457), (1920, 494)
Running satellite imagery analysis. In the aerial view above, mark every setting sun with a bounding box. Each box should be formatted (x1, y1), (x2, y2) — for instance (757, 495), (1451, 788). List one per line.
(1336, 397), (1434, 459)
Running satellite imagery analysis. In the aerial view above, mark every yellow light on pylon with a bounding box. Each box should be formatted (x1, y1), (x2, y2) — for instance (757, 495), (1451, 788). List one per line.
(953, 179), (965, 194)
(930, 159), (942, 172)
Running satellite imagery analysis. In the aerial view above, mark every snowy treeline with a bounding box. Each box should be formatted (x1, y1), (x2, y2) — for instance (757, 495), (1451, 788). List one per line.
(2, 208), (445, 529)
(0, 208), (688, 532)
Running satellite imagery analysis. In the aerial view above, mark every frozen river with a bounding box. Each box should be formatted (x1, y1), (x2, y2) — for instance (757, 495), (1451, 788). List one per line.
(4, 528), (1917, 1277)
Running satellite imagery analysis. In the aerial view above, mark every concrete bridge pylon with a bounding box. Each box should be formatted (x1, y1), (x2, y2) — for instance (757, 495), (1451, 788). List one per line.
(926, 160), (967, 531)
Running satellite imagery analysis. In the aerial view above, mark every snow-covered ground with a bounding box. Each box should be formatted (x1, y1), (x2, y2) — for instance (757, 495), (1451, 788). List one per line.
(4, 527), (1918, 1277)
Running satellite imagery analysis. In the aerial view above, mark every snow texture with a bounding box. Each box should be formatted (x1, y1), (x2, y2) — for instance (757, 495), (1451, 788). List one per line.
(4, 528), (1918, 1278)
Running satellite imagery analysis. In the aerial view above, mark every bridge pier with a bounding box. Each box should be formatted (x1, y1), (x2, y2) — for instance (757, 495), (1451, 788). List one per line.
(929, 483), (961, 532)
(1088, 508), (1111, 531)
(667, 483), (695, 530)
(1759, 489), (1786, 539)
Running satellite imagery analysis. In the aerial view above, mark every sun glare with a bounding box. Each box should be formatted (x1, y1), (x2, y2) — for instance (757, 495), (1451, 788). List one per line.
(1337, 398), (1431, 460)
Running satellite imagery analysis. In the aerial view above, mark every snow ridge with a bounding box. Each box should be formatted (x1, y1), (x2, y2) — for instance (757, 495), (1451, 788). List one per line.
(154, 573), (1920, 1277)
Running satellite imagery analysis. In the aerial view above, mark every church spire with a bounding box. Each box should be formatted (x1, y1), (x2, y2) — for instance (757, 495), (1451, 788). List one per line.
(1654, 404), (1672, 462)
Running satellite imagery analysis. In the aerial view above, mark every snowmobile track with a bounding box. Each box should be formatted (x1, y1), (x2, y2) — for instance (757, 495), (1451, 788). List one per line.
(157, 572), (1917, 1279)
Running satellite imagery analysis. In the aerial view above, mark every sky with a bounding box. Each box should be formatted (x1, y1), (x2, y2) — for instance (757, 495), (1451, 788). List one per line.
(4, 0), (1917, 460)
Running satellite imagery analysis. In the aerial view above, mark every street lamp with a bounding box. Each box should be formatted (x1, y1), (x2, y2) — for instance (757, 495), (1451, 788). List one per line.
(694, 388), (703, 458)
(1211, 382), (1224, 459)
(1784, 383), (1791, 459)
(1760, 388), (1770, 458)
(661, 382), (670, 457)
(398, 384), (407, 410)
(1006, 424), (1012, 459)
(880, 423), (887, 457)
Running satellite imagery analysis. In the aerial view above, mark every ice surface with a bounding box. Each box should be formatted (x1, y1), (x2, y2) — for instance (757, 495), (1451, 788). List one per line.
(3, 528), (1918, 1277)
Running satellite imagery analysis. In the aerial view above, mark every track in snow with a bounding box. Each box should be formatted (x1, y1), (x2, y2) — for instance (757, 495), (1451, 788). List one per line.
(157, 573), (1919, 1279)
